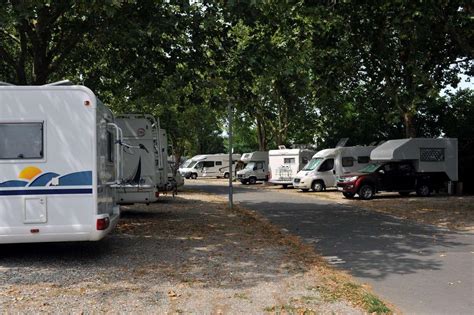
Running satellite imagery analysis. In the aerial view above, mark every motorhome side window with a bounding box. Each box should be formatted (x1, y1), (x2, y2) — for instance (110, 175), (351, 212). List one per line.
(0, 122), (44, 159)
(357, 156), (370, 164)
(216, 161), (222, 166)
(420, 148), (445, 162)
(202, 161), (214, 168)
(342, 157), (354, 167)
(318, 158), (334, 172)
(284, 158), (295, 164)
(107, 131), (114, 162)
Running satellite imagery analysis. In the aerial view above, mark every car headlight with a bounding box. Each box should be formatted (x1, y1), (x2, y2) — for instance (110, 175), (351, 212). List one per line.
(344, 176), (359, 182)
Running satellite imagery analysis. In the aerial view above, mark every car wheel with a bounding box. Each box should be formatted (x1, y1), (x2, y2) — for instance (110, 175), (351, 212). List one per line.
(223, 172), (229, 179)
(248, 177), (257, 185)
(343, 192), (355, 199)
(399, 191), (410, 196)
(190, 173), (197, 179)
(282, 184), (288, 189)
(311, 181), (324, 192)
(358, 185), (375, 200)
(416, 184), (431, 197)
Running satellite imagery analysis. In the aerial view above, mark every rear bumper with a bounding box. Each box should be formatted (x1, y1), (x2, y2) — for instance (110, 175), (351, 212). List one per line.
(89, 206), (120, 241)
(269, 179), (293, 185)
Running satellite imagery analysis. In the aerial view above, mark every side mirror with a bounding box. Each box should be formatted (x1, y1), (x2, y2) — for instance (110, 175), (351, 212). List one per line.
(253, 166), (257, 171)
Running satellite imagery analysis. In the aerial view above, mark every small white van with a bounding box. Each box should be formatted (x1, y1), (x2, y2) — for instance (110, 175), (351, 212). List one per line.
(179, 154), (241, 179)
(237, 151), (269, 184)
(293, 146), (375, 192)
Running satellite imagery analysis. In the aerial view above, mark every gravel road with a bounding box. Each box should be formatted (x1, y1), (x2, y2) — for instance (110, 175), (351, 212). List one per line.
(0, 192), (362, 314)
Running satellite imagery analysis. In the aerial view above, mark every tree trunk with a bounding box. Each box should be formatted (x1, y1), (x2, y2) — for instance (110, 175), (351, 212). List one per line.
(403, 112), (417, 138)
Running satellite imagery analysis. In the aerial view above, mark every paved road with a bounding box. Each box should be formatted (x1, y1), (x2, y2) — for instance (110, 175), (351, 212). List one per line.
(187, 180), (474, 315)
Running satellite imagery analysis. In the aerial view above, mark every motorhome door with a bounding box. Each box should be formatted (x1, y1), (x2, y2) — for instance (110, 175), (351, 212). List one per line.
(318, 158), (336, 187)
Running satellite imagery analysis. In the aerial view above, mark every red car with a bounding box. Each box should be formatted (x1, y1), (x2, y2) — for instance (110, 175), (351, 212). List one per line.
(337, 161), (447, 199)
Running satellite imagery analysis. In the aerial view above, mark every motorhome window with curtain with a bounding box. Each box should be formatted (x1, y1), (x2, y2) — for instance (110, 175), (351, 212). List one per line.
(284, 158), (295, 164)
(357, 156), (370, 164)
(0, 122), (44, 159)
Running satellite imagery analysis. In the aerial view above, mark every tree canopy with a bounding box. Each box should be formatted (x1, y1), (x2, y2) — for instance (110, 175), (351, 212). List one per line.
(1, 0), (473, 158)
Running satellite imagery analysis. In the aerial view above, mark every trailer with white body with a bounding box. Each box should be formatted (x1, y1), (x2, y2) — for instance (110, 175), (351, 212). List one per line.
(0, 84), (122, 244)
(237, 151), (269, 184)
(293, 146), (375, 192)
(268, 147), (315, 187)
(179, 153), (241, 179)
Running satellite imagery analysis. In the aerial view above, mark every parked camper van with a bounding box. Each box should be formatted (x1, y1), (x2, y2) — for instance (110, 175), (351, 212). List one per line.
(115, 114), (163, 204)
(268, 147), (315, 188)
(337, 138), (458, 199)
(237, 151), (269, 184)
(0, 83), (122, 244)
(293, 146), (375, 192)
(179, 154), (241, 179)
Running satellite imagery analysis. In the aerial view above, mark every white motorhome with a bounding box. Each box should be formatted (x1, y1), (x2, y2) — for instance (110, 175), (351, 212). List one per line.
(115, 114), (163, 204)
(237, 151), (269, 184)
(268, 147), (315, 187)
(0, 83), (122, 244)
(179, 153), (241, 179)
(293, 146), (375, 192)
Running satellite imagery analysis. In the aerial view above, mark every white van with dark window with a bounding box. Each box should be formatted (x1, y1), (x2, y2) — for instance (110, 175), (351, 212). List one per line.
(179, 154), (241, 179)
(293, 146), (375, 192)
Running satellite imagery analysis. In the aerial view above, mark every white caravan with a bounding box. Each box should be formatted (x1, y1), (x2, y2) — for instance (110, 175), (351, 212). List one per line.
(179, 153), (241, 179)
(237, 151), (269, 184)
(0, 83), (122, 244)
(293, 146), (375, 192)
(268, 147), (315, 187)
(115, 114), (163, 204)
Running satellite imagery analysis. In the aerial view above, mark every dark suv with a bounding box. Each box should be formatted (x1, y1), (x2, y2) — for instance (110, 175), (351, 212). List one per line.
(337, 161), (446, 199)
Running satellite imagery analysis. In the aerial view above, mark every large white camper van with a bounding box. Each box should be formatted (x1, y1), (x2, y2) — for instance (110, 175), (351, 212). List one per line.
(115, 114), (163, 204)
(179, 153), (241, 179)
(268, 147), (315, 187)
(0, 83), (122, 244)
(237, 151), (269, 184)
(293, 146), (375, 192)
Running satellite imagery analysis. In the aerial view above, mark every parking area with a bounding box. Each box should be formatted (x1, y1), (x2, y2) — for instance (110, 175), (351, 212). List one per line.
(0, 191), (379, 314)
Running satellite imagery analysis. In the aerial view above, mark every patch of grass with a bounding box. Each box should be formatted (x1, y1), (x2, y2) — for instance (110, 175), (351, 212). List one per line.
(263, 304), (316, 315)
(234, 292), (250, 300)
(318, 280), (391, 314)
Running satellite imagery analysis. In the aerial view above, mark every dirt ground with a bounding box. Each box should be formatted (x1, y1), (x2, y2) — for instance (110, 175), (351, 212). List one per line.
(213, 178), (474, 232)
(0, 191), (389, 314)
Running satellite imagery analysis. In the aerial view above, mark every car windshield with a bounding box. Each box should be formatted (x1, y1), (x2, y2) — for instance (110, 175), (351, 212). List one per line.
(244, 162), (255, 170)
(359, 162), (382, 173)
(302, 158), (323, 171)
(187, 161), (197, 168)
(181, 159), (193, 168)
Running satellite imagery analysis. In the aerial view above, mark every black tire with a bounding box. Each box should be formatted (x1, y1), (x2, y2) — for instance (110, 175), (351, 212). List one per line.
(416, 184), (431, 197)
(240, 180), (248, 185)
(190, 173), (197, 179)
(343, 192), (355, 199)
(223, 172), (230, 179)
(248, 177), (257, 185)
(399, 191), (410, 196)
(358, 185), (375, 200)
(282, 184), (288, 189)
(311, 180), (324, 192)
(301, 188), (310, 192)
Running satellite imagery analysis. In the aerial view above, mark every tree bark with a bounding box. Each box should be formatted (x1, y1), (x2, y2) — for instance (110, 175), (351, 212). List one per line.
(403, 111), (417, 138)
